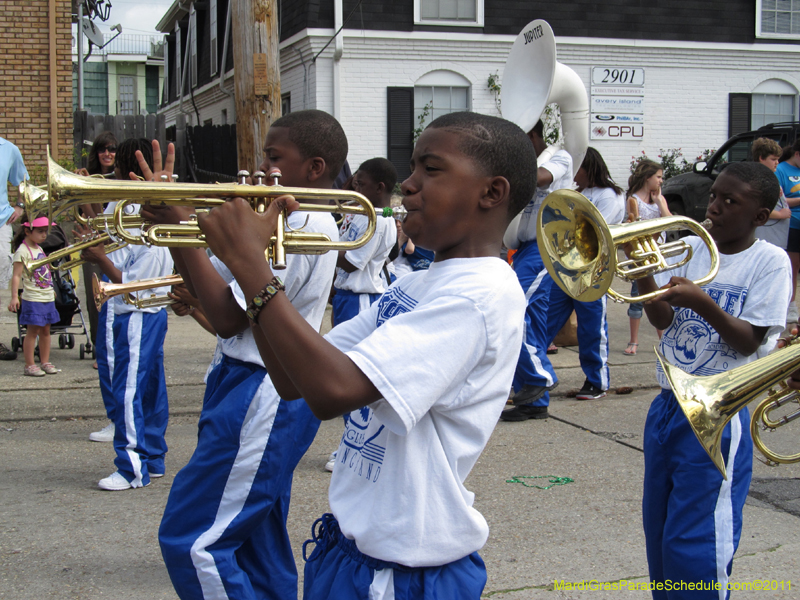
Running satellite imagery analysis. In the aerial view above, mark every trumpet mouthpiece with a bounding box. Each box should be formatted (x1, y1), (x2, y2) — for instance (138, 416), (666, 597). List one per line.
(381, 206), (407, 222)
(700, 219), (713, 230)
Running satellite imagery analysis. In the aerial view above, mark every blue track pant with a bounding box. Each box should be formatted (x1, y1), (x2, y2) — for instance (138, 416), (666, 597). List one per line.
(331, 288), (380, 327)
(96, 299), (116, 420)
(643, 390), (752, 599)
(302, 513), (487, 600)
(109, 309), (169, 487)
(512, 240), (556, 407)
(544, 284), (610, 396)
(160, 355), (321, 600)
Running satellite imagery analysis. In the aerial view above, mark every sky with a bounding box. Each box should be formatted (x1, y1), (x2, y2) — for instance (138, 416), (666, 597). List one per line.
(90, 0), (175, 35)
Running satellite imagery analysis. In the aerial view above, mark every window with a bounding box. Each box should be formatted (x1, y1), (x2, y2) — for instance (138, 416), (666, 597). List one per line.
(752, 94), (797, 128)
(281, 92), (291, 116)
(728, 81), (798, 142)
(221, 108), (228, 125)
(119, 76), (136, 115)
(414, 71), (471, 129)
(757, 0), (800, 39)
(174, 22), (182, 98)
(209, 0), (218, 76)
(414, 0), (483, 26)
(190, 6), (198, 87)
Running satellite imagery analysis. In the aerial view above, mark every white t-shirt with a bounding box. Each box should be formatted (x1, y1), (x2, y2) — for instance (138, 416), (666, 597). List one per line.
(334, 214), (397, 294)
(655, 237), (791, 389)
(211, 211), (339, 367)
(516, 149), (573, 244)
(325, 257), (526, 566)
(582, 186), (625, 225)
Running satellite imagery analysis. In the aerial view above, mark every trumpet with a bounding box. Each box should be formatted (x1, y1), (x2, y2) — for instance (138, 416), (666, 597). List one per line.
(537, 190), (719, 303)
(28, 155), (396, 269)
(92, 273), (183, 311)
(23, 233), (127, 277)
(658, 335), (800, 479)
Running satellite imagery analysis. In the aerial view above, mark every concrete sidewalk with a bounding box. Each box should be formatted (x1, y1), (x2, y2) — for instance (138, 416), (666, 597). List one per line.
(1, 283), (799, 599)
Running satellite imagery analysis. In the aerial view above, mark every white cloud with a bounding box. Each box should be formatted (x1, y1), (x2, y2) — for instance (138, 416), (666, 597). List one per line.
(92, 0), (175, 35)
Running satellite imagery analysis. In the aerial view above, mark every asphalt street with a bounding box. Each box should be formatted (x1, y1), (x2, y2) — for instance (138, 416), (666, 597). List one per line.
(0, 278), (798, 599)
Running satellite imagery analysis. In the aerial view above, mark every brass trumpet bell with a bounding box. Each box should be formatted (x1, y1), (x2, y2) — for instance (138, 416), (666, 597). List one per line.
(537, 190), (719, 303)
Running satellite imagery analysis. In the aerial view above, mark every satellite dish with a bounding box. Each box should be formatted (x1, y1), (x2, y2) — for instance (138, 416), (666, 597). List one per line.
(82, 18), (105, 47)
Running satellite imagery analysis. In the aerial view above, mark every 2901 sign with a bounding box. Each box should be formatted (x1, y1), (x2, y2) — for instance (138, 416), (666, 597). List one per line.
(591, 67), (644, 86)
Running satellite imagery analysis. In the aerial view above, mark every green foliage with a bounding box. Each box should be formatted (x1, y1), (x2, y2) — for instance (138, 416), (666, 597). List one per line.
(542, 104), (561, 147)
(629, 148), (709, 180)
(412, 101), (433, 144)
(487, 71), (501, 113)
(26, 157), (76, 187)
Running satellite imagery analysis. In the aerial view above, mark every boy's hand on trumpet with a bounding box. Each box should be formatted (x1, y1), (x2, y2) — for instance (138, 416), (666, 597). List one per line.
(197, 194), (299, 279)
(141, 203), (194, 226)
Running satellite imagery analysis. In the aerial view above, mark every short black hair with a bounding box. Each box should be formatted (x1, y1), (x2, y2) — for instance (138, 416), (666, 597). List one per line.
(720, 161), (781, 211)
(356, 157), (397, 191)
(270, 109), (348, 181)
(426, 112), (537, 216)
(115, 138), (153, 180)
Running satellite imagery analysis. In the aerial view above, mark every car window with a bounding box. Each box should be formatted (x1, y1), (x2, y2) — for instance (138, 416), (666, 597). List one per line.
(719, 139), (752, 168)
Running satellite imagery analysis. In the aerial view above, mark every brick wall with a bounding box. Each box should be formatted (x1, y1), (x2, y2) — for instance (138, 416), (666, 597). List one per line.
(0, 0), (72, 182)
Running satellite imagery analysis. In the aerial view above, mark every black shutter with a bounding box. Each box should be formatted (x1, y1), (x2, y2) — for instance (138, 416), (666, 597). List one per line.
(728, 93), (752, 138)
(387, 87), (414, 182)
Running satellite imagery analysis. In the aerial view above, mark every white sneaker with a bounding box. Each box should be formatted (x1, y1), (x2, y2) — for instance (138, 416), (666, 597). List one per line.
(788, 303), (799, 324)
(98, 471), (132, 491)
(89, 422), (114, 443)
(324, 450), (337, 472)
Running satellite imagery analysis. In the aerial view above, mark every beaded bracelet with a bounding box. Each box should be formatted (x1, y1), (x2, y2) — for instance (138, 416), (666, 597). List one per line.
(245, 276), (285, 322)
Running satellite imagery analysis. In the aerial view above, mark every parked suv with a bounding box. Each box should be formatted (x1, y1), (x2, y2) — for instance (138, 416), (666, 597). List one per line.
(661, 122), (800, 222)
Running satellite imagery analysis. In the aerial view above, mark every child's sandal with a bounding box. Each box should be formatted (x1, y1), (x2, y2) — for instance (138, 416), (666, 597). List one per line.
(40, 362), (59, 374)
(623, 343), (638, 356)
(24, 364), (46, 377)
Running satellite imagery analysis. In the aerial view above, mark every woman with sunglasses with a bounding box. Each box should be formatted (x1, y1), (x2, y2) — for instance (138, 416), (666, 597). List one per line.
(76, 131), (118, 377)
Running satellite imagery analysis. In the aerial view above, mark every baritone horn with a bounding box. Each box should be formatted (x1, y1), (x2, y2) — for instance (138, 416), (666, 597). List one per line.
(658, 335), (800, 479)
(537, 190), (719, 303)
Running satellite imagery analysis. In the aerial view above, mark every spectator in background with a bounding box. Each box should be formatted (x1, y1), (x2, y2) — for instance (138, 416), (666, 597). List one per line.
(753, 137), (790, 250)
(76, 131), (119, 368)
(0, 136), (29, 361)
(776, 138), (800, 323)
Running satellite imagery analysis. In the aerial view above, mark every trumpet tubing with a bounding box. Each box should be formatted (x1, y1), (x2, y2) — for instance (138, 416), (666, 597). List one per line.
(659, 336), (800, 479)
(23, 232), (113, 277)
(537, 190), (719, 303)
(750, 382), (800, 466)
(92, 273), (183, 311)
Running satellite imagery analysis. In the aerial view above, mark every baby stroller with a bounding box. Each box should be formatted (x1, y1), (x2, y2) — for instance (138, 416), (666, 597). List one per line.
(10, 223), (95, 360)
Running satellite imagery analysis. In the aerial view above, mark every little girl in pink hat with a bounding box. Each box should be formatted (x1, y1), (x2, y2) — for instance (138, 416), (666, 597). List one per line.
(7, 216), (60, 376)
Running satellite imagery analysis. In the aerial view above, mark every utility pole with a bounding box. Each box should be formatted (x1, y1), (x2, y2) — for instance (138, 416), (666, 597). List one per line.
(231, 0), (280, 172)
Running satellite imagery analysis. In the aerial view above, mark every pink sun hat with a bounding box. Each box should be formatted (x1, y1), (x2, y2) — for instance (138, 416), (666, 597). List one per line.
(23, 216), (51, 228)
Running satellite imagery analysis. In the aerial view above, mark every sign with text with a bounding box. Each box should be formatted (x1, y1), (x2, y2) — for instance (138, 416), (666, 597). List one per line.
(591, 124), (645, 140)
(591, 67), (645, 87)
(591, 66), (645, 140)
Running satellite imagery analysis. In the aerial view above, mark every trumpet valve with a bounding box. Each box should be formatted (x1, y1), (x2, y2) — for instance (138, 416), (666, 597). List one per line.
(237, 170), (250, 185)
(268, 168), (282, 187)
(253, 171), (266, 186)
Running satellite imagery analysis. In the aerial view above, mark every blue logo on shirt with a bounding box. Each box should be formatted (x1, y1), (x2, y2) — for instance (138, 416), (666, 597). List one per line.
(376, 286), (418, 327)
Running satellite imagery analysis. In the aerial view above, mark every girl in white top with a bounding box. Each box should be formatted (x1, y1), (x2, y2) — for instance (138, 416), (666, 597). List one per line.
(7, 216), (61, 376)
(624, 159), (671, 355)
